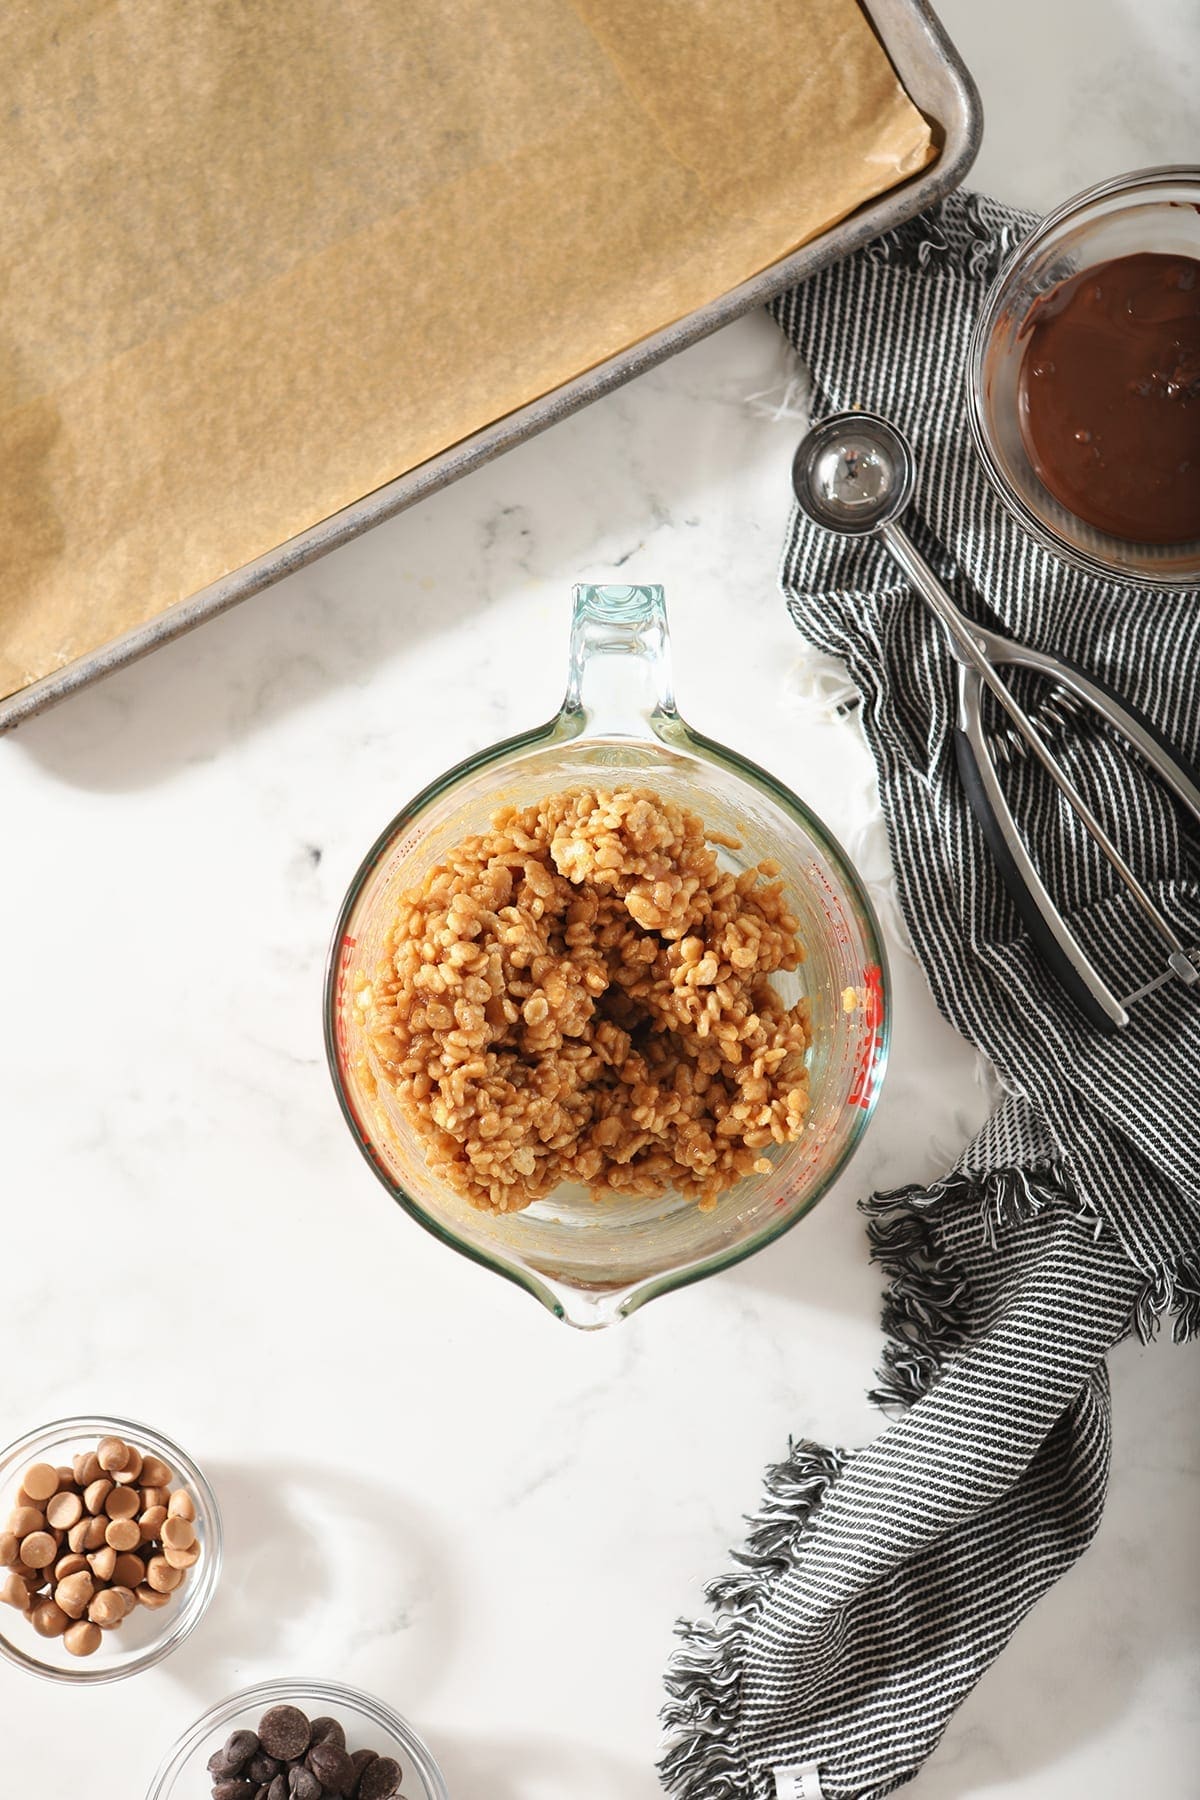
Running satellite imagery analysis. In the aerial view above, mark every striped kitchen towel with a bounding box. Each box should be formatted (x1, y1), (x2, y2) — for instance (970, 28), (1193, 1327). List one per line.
(660, 190), (1200, 1800)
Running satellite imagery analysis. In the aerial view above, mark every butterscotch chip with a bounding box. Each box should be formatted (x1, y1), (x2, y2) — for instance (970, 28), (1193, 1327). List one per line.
(162, 1540), (200, 1570)
(140, 1487), (169, 1512)
(20, 1463), (60, 1503)
(135, 1582), (170, 1609)
(84, 1516), (109, 1550)
(63, 1620), (102, 1656)
(139, 1456), (173, 1489)
(0, 1531), (20, 1567)
(96, 1438), (128, 1474)
(87, 1588), (126, 1626)
(54, 1571), (94, 1618)
(112, 1548), (143, 1591)
(112, 1447), (144, 1486)
(0, 1573), (31, 1611)
(104, 1486), (139, 1520)
(83, 1478), (114, 1516)
(46, 1490), (83, 1531)
(145, 1555), (182, 1593)
(109, 1584), (136, 1614)
(161, 1514), (195, 1550)
(88, 1546), (118, 1583)
(73, 1451), (101, 1487)
(55, 1553), (90, 1582)
(8, 1506), (45, 1539)
(30, 1599), (69, 1638)
(166, 1489), (195, 1522)
(139, 1506), (167, 1541)
(104, 1518), (140, 1552)
(18, 1531), (57, 1570)
(94, 1590), (133, 1628)
(66, 1520), (91, 1554)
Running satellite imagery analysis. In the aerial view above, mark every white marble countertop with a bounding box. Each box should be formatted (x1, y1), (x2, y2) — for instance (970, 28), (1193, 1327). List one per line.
(1, 2), (1197, 1794)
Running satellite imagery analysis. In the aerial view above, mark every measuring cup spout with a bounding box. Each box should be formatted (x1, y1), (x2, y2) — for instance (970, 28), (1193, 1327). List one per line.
(544, 1280), (640, 1331)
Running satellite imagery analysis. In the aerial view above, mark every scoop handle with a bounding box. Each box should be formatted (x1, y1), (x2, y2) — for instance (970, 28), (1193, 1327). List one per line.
(951, 723), (1126, 1031)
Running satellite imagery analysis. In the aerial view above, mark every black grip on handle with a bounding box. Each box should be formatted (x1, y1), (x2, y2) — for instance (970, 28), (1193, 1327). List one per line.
(952, 726), (1120, 1034)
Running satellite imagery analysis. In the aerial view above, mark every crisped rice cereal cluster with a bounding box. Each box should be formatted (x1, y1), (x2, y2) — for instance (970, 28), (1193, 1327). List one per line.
(358, 788), (810, 1212)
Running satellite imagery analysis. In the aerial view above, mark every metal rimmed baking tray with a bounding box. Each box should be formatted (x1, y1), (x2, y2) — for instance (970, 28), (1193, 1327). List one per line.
(0, 0), (980, 734)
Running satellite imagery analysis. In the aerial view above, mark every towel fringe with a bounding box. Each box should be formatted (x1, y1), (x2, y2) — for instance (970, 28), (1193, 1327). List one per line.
(1133, 1247), (1200, 1344)
(862, 1167), (1200, 1388)
(860, 191), (1032, 284)
(659, 1440), (848, 1800)
(859, 1166), (1064, 1409)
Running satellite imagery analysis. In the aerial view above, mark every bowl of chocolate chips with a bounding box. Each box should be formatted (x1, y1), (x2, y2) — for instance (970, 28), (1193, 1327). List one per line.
(969, 166), (1200, 588)
(146, 1680), (449, 1800)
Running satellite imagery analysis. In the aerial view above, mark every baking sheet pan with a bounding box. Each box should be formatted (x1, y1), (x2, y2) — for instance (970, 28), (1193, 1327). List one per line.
(0, 0), (980, 734)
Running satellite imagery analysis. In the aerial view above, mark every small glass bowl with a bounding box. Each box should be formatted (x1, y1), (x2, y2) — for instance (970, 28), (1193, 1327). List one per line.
(968, 166), (1200, 589)
(0, 1414), (221, 1684)
(147, 1678), (450, 1800)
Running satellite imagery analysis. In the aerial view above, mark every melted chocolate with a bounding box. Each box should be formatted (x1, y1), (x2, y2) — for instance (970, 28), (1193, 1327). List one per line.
(1017, 251), (1200, 544)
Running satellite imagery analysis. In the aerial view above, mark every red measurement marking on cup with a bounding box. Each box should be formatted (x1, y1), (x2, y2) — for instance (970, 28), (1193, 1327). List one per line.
(809, 859), (852, 946)
(333, 935), (357, 1064)
(848, 963), (884, 1110)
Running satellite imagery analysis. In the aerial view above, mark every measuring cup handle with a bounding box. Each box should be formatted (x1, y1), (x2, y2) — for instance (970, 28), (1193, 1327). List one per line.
(562, 584), (677, 736)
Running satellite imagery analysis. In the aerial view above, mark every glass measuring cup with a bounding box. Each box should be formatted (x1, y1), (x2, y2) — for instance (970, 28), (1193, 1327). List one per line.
(324, 584), (888, 1327)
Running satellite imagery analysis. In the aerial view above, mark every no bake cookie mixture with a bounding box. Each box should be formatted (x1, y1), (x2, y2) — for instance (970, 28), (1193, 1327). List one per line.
(357, 787), (811, 1213)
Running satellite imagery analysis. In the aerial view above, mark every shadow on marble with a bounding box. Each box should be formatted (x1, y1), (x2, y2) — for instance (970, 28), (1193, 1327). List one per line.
(9, 324), (788, 795)
(729, 1195), (878, 1327)
(432, 1727), (660, 1800)
(162, 1458), (461, 1710)
(4, 552), (494, 795)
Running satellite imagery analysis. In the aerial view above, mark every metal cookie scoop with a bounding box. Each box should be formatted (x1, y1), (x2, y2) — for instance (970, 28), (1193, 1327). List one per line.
(790, 410), (1200, 1031)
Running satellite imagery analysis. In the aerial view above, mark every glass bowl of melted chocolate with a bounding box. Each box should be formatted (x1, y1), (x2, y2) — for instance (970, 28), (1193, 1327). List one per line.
(969, 167), (1200, 588)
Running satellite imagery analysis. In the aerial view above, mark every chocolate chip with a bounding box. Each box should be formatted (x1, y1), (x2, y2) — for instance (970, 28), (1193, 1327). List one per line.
(311, 1739), (357, 1794)
(209, 1739), (259, 1781)
(348, 1749), (377, 1793)
(267, 1777), (288, 1800)
(288, 1771), (322, 1800)
(259, 1706), (313, 1762)
(224, 1731), (261, 1771)
(357, 1757), (402, 1800)
(309, 1716), (346, 1750)
(247, 1756), (282, 1784)
(212, 1783), (256, 1800)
